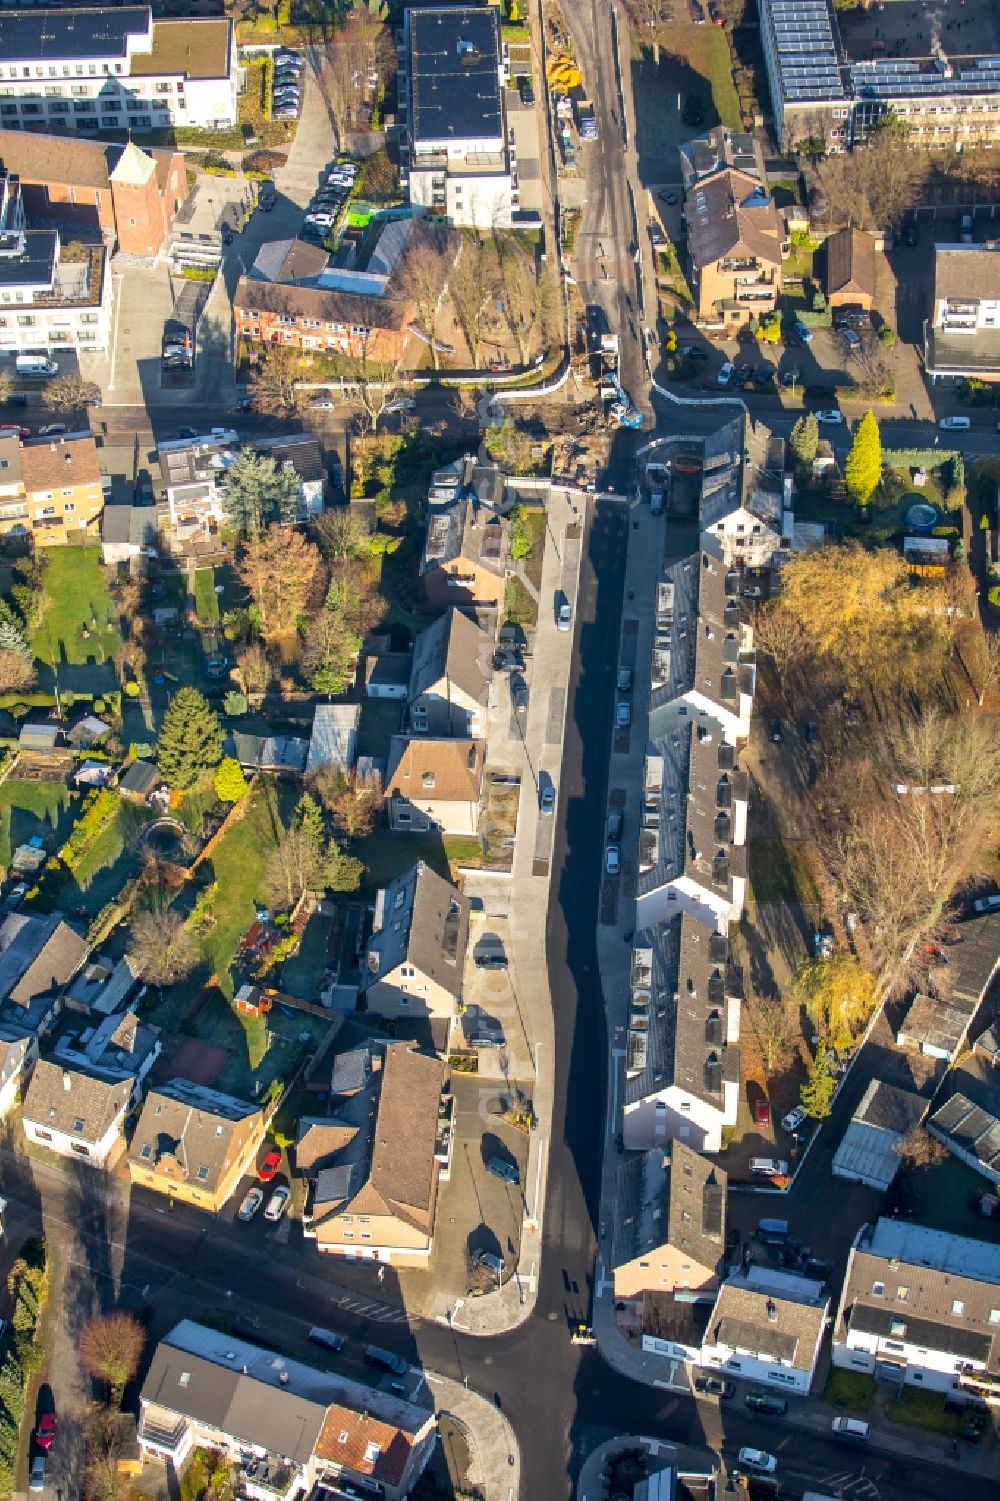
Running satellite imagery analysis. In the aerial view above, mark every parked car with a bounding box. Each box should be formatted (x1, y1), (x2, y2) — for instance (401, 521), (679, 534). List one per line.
(264, 1186), (291, 1222)
(939, 416), (970, 431)
(475, 951), (508, 969)
(793, 319), (813, 343)
(782, 1105), (807, 1134)
(753, 1099), (771, 1129)
(816, 410), (844, 425)
(973, 893), (1000, 914)
(831, 1417), (870, 1442)
(494, 649), (524, 673)
(274, 106), (301, 120)
(695, 1375), (734, 1397)
(237, 1187), (264, 1221)
(0, 425), (29, 439)
(780, 367), (800, 388)
(35, 1412), (56, 1451)
(617, 666), (633, 692)
(258, 181), (276, 210)
(750, 1157), (789, 1177)
(615, 700), (631, 729)
(842, 328), (861, 350)
(258, 1149), (282, 1181)
(308, 395), (335, 408)
(308, 1326), (346, 1352)
(486, 1156), (520, 1185)
(473, 1248), (504, 1278)
(38, 423), (67, 438)
(511, 676), (528, 714)
(605, 845), (620, 876)
(518, 75), (535, 105)
(753, 366), (774, 389)
(304, 213), (335, 229)
(556, 598), (572, 631)
(745, 1390), (787, 1416)
(29, 1455), (46, 1493)
(716, 361), (735, 387)
(364, 1345), (407, 1376)
(383, 397), (417, 414)
(539, 783), (556, 816)
(738, 1448), (777, 1475)
(607, 808), (623, 842)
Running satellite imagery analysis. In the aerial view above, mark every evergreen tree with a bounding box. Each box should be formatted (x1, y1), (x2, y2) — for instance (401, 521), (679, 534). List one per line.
(295, 791), (326, 854)
(222, 450), (301, 538)
(0, 600), (30, 662)
(157, 687), (223, 790)
(800, 1040), (837, 1119)
(845, 409), (882, 507)
(788, 412), (819, 473)
(214, 756), (249, 804)
(324, 839), (363, 893)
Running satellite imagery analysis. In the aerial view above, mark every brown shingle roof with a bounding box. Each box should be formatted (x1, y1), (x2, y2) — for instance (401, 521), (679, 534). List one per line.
(128, 1083), (262, 1192)
(934, 244), (1000, 306)
(0, 128), (112, 191)
(23, 1058), (131, 1144)
(20, 434), (100, 495)
(315, 1401), (418, 1487)
(130, 18), (231, 80)
(686, 168), (784, 272)
(295, 1118), (358, 1175)
(709, 1274), (828, 1370)
(235, 275), (408, 333)
(385, 736), (484, 804)
(364, 1044), (445, 1230)
(824, 227), (877, 300)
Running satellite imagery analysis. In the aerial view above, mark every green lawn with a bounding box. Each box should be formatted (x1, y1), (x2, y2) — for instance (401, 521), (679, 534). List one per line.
(503, 576), (537, 631)
(823, 1367), (875, 1411)
(887, 1386), (961, 1437)
(898, 1154), (1000, 1244)
(29, 547), (121, 668)
(193, 569), (219, 624)
(748, 838), (820, 908)
(671, 25), (741, 129)
(354, 827), (451, 892)
(0, 781), (73, 870)
(199, 782), (291, 998)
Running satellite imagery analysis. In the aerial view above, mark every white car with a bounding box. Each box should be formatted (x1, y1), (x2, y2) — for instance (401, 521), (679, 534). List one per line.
(384, 397), (416, 414)
(782, 1105), (807, 1134)
(717, 361), (734, 387)
(264, 1186), (291, 1222)
(305, 213), (335, 229)
(605, 845), (620, 876)
(738, 1447), (777, 1475)
(238, 1187), (264, 1222)
(815, 410), (844, 425)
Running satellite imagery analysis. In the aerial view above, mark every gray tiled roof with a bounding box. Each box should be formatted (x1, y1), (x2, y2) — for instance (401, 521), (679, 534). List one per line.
(408, 609), (491, 713)
(363, 862), (469, 1001)
(612, 1140), (726, 1278)
(23, 1058), (131, 1144)
(0, 912), (87, 1009)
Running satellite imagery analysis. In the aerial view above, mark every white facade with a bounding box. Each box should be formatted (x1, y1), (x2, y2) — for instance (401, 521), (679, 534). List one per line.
(408, 165), (515, 230)
(0, 243), (112, 356)
(623, 1081), (739, 1156)
(23, 1106), (124, 1165)
(701, 1268), (829, 1396)
(932, 247), (1000, 335)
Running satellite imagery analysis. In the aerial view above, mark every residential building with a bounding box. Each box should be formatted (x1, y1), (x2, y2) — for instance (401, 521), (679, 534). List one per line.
(833, 1218), (1000, 1403)
(59, 1007), (161, 1087)
(701, 1266), (829, 1395)
(929, 1068), (1000, 1187)
(0, 129), (185, 257)
(420, 494), (508, 609)
(0, 8), (237, 135)
(685, 168), (784, 332)
(831, 1079), (925, 1191)
(408, 609), (492, 738)
(156, 428), (324, 549)
(21, 1056), (132, 1165)
(0, 911), (87, 1029)
(303, 1042), (451, 1266)
(697, 415), (787, 573)
(679, 126), (770, 194)
(0, 1026), (36, 1119)
(823, 226), (878, 311)
(612, 1140), (727, 1309)
(138, 1319), (437, 1501)
(622, 915), (741, 1154)
(402, 6), (518, 230)
(0, 173), (112, 356)
(925, 243), (1000, 385)
(362, 861), (469, 1020)
(305, 703), (360, 779)
(65, 951), (142, 1017)
(235, 221), (417, 362)
(228, 730), (308, 776)
(384, 735), (484, 836)
(759, 0), (1000, 152)
(100, 501), (157, 563)
(127, 1079), (266, 1212)
(14, 431), (105, 542)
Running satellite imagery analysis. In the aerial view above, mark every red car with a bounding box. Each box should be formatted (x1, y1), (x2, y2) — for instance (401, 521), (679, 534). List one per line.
(35, 1413), (56, 1450)
(258, 1149), (282, 1182)
(754, 1099), (771, 1129)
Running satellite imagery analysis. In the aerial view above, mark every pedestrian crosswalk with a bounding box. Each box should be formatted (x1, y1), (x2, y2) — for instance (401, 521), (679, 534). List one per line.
(329, 1291), (410, 1325)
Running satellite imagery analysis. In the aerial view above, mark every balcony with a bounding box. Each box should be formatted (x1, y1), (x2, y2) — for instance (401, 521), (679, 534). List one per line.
(138, 1413), (189, 1460)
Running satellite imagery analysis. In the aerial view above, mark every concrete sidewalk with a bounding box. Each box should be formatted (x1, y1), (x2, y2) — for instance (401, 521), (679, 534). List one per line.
(426, 1371), (521, 1501)
(451, 488), (586, 1336)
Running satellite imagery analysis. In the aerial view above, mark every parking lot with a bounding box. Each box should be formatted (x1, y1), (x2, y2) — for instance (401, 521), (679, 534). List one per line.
(461, 912), (535, 1079)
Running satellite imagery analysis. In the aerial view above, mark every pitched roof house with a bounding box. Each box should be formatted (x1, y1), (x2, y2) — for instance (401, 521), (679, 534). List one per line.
(0, 1026), (37, 1120)
(0, 911), (87, 1027)
(701, 1266), (829, 1395)
(304, 1042), (450, 1267)
(128, 1080), (266, 1212)
(384, 736), (484, 836)
(823, 226), (878, 310)
(21, 1058), (133, 1167)
(419, 496), (508, 609)
(362, 862), (470, 1019)
(832, 1218), (1000, 1403)
(408, 609), (492, 738)
(685, 168), (784, 329)
(612, 1141), (727, 1306)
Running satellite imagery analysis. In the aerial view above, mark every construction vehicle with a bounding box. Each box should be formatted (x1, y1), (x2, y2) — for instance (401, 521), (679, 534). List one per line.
(596, 332), (643, 427)
(570, 1323), (597, 1345)
(573, 95), (598, 141)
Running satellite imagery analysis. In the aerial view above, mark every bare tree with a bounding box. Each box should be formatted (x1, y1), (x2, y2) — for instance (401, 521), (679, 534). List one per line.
(743, 992), (798, 1077)
(235, 642), (272, 699)
(264, 825), (322, 911)
(320, 10), (392, 141)
(966, 629), (1000, 708)
(79, 1313), (145, 1405)
(43, 374), (101, 413)
(893, 1123), (947, 1169)
(398, 226), (456, 370)
(323, 768), (382, 840)
(815, 125), (927, 230)
(0, 649), (35, 693)
(449, 236), (495, 368)
(750, 603), (808, 692)
(314, 509), (369, 561)
(249, 346), (304, 420)
(852, 330), (896, 400)
(339, 333), (407, 436)
(496, 238), (537, 366)
(236, 525), (325, 641)
(128, 910), (198, 994)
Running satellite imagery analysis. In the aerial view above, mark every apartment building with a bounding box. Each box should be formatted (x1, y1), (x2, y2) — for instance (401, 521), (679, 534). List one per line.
(0, 7), (236, 136)
(623, 915), (742, 1154)
(21, 1057), (132, 1166)
(702, 1266), (830, 1395)
(401, 5), (517, 229)
(612, 1140), (727, 1309)
(925, 242), (1000, 384)
(128, 1079), (266, 1212)
(139, 1320), (437, 1501)
(420, 494), (508, 609)
(157, 428), (324, 549)
(833, 1219), (1000, 1404)
(362, 861), (470, 1021)
(0, 431), (105, 545)
(759, 0), (1000, 152)
(407, 609), (493, 738)
(686, 168), (784, 331)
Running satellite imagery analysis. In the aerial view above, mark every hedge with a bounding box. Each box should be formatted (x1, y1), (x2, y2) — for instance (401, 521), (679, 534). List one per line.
(883, 449), (960, 469)
(797, 309), (833, 328)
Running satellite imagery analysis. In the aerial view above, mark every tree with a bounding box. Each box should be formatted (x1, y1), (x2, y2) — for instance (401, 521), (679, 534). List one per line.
(326, 559), (384, 638)
(341, 336), (406, 437)
(325, 839), (364, 893)
(325, 769), (381, 840)
(788, 412), (819, 473)
(222, 450), (301, 538)
(800, 1041), (837, 1119)
(78, 1312), (145, 1405)
(967, 628), (1000, 707)
(0, 649), (35, 693)
(496, 237), (540, 366)
(235, 642), (271, 699)
(752, 603), (808, 691)
(815, 126), (926, 230)
(214, 756), (249, 803)
(449, 235), (495, 367)
(128, 910), (198, 993)
(236, 524), (324, 640)
(301, 606), (360, 693)
(314, 509), (369, 561)
(0, 372), (12, 407)
(844, 410), (881, 506)
(249, 346), (304, 419)
(793, 954), (877, 1049)
(223, 689), (248, 717)
(893, 1123), (947, 1169)
(0, 599), (31, 663)
(399, 226), (455, 370)
(853, 332), (896, 401)
(264, 824), (322, 910)
(743, 992), (797, 1077)
(157, 686), (223, 789)
(295, 790), (326, 853)
(42, 374), (101, 412)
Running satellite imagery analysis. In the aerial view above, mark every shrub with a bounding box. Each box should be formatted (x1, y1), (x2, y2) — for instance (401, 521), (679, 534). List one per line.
(989, 586), (1000, 608)
(878, 324), (897, 346)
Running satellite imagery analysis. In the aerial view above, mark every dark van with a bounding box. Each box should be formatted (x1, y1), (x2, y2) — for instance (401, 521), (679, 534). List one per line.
(757, 1218), (789, 1245)
(364, 1345), (407, 1377)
